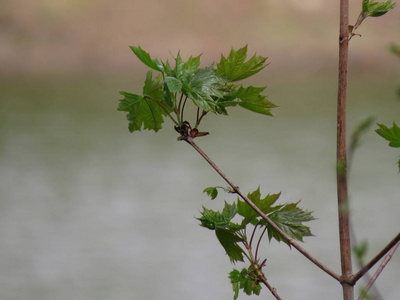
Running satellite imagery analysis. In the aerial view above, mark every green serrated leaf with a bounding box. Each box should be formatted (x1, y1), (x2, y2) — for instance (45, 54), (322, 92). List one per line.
(237, 187), (281, 225)
(216, 45), (268, 82)
(143, 71), (164, 101)
(118, 91), (167, 132)
(229, 268), (262, 299)
(197, 201), (237, 229)
(203, 187), (218, 200)
(215, 228), (244, 263)
(229, 269), (241, 300)
(164, 76), (182, 93)
(130, 46), (164, 72)
(266, 202), (315, 245)
(236, 86), (276, 116)
(184, 66), (226, 112)
(178, 54), (202, 83)
(376, 122), (400, 147)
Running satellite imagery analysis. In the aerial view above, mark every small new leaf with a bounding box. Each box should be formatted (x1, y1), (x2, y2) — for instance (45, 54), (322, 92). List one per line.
(216, 45), (268, 82)
(203, 187), (218, 200)
(197, 201), (237, 229)
(362, 0), (396, 17)
(229, 268), (262, 300)
(198, 202), (244, 262)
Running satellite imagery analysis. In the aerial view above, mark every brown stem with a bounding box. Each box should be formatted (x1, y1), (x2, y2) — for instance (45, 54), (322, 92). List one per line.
(258, 274), (282, 300)
(180, 96), (188, 123)
(255, 226), (267, 261)
(356, 239), (400, 300)
(338, 0), (353, 298)
(183, 137), (341, 282)
(351, 232), (400, 284)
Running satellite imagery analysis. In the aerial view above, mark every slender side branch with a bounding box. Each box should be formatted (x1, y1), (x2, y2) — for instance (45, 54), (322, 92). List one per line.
(180, 96), (188, 124)
(351, 232), (400, 284)
(183, 137), (341, 282)
(258, 275), (282, 300)
(255, 226), (268, 261)
(356, 239), (400, 300)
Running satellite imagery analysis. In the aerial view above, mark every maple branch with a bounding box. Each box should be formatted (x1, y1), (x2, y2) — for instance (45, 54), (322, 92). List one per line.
(351, 232), (400, 284)
(258, 274), (282, 300)
(183, 136), (341, 282)
(357, 239), (400, 300)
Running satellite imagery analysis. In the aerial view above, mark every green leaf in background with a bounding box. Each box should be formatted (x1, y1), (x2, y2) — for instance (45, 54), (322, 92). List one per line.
(229, 268), (262, 300)
(203, 186), (219, 200)
(130, 46), (164, 72)
(353, 239), (369, 265)
(376, 122), (400, 171)
(389, 43), (400, 57)
(266, 202), (315, 245)
(376, 122), (400, 147)
(216, 45), (268, 82)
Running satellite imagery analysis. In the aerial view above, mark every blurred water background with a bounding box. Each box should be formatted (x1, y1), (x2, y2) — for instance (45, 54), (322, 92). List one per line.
(1, 1), (399, 299)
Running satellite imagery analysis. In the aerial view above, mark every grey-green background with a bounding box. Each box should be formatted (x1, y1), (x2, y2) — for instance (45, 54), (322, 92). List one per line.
(1, 1), (399, 299)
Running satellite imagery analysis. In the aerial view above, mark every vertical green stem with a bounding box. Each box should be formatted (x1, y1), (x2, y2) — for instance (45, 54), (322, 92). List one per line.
(338, 0), (353, 299)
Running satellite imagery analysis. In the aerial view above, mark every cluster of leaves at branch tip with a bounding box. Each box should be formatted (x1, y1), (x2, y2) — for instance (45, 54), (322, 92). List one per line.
(199, 187), (315, 299)
(118, 45), (276, 136)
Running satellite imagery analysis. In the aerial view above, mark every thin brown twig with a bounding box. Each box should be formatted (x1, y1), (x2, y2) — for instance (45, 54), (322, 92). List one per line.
(258, 273), (282, 300)
(183, 136), (341, 282)
(255, 226), (268, 261)
(180, 96), (188, 123)
(249, 223), (259, 250)
(357, 239), (400, 300)
(351, 232), (400, 284)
